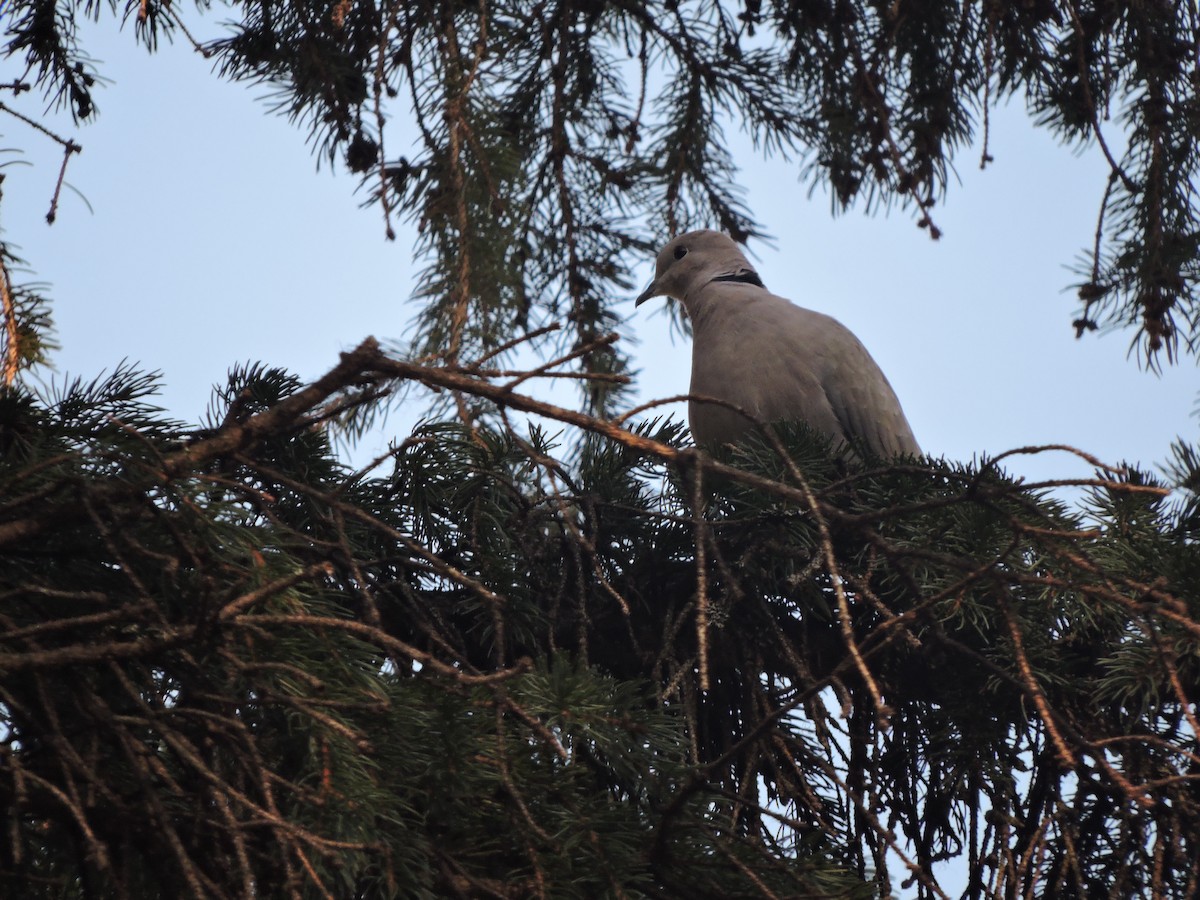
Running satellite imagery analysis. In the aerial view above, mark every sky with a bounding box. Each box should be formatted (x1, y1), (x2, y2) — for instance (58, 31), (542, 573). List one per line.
(4, 17), (1194, 899)
(4, 16), (1198, 490)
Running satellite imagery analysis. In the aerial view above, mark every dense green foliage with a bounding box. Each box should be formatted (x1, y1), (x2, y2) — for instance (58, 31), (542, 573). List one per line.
(4, 2), (1200, 898)
(2, 348), (1199, 897)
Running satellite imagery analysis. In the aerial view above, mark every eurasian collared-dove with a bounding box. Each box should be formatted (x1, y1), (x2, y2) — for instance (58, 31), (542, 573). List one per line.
(636, 230), (920, 458)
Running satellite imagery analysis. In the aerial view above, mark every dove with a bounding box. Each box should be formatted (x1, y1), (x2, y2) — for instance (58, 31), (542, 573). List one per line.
(636, 230), (920, 458)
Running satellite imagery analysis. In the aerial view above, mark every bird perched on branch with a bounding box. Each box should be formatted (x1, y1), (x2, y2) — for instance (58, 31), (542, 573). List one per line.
(636, 230), (920, 458)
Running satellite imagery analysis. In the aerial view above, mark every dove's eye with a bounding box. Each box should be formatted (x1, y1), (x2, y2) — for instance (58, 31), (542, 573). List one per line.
(673, 246), (688, 260)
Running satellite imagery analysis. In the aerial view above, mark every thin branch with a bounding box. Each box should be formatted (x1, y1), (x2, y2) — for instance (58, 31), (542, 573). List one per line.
(0, 253), (19, 386)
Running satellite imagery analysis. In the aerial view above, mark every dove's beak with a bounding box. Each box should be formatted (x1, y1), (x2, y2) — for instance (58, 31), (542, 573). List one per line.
(634, 280), (659, 306)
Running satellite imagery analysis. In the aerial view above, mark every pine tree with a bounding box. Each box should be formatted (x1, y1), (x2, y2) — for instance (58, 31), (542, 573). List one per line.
(3, 3), (1200, 898)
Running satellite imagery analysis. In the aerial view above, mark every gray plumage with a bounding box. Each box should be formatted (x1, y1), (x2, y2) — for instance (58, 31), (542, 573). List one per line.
(636, 230), (920, 458)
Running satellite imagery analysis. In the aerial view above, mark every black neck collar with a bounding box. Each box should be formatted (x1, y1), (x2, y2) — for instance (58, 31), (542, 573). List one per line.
(709, 269), (765, 288)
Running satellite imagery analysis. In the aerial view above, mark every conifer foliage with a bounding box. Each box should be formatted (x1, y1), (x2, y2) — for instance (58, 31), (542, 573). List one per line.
(4, 2), (1200, 898)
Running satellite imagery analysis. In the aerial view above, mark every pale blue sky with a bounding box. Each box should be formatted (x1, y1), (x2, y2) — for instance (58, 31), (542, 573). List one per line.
(4, 19), (1193, 899)
(4, 18), (1197, 485)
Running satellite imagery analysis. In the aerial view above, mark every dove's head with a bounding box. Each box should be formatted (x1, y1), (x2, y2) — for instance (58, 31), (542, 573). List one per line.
(635, 230), (761, 307)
